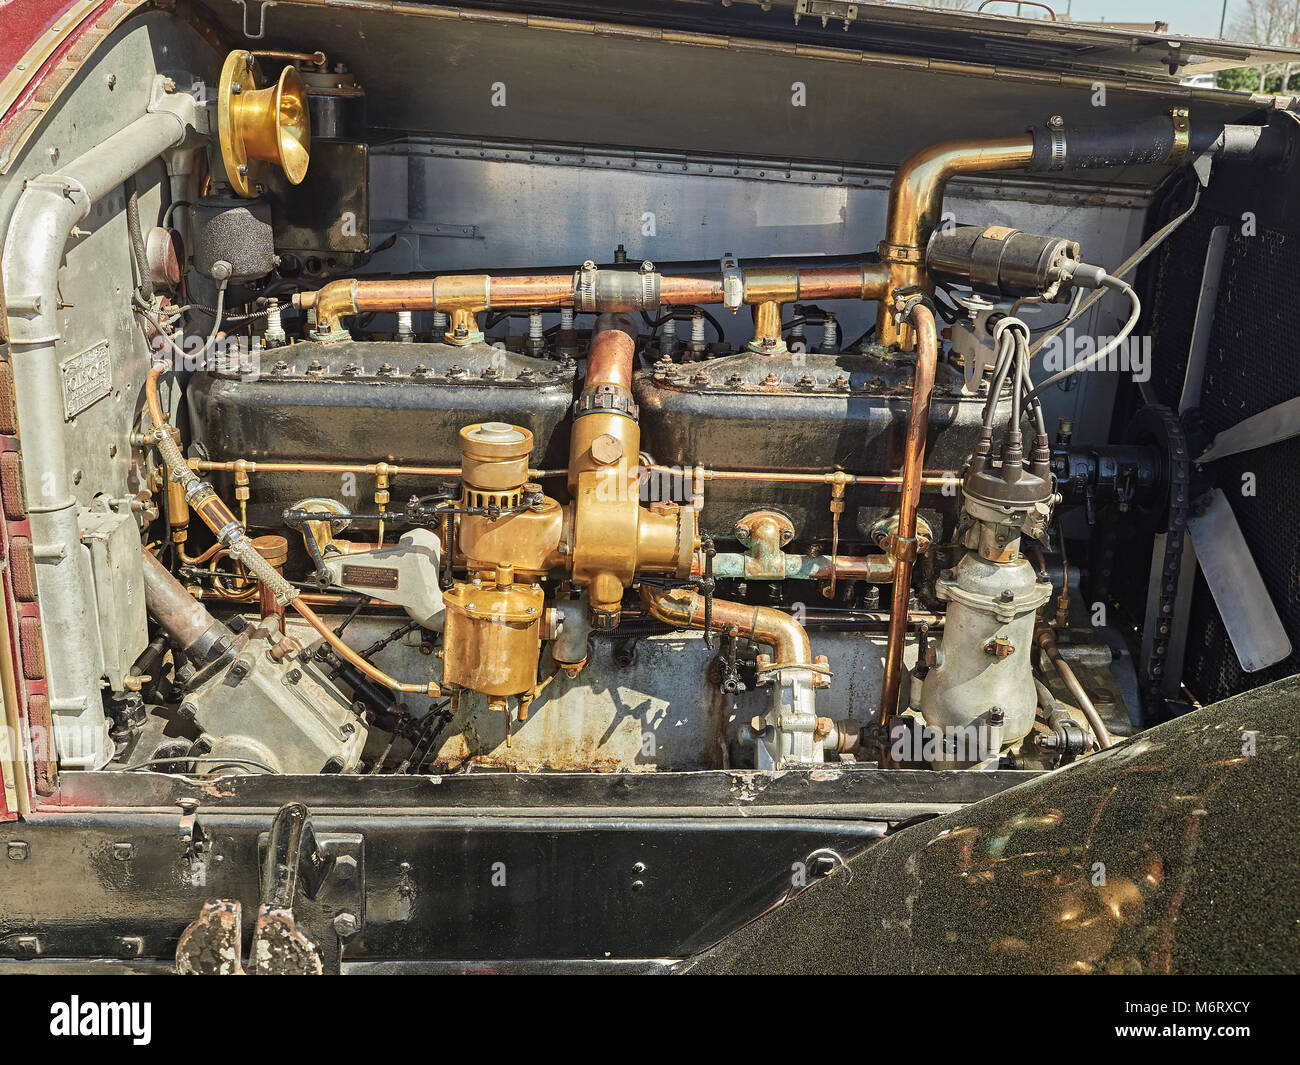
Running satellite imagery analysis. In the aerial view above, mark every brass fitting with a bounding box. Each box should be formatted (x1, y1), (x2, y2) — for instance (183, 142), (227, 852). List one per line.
(297, 278), (358, 340)
(233, 458), (252, 526)
(748, 300), (785, 354)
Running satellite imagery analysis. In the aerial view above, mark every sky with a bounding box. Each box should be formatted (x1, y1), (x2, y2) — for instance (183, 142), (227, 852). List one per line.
(1053, 0), (1239, 39)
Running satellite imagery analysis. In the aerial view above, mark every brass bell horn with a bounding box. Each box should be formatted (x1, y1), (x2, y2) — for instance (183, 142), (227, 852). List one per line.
(217, 50), (311, 199)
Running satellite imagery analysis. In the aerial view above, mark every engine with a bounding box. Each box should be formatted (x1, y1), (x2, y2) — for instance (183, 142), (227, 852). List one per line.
(3, 22), (1293, 790)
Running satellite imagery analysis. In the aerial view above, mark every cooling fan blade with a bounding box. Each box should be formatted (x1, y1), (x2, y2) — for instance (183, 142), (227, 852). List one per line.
(1196, 395), (1300, 463)
(1186, 488), (1291, 672)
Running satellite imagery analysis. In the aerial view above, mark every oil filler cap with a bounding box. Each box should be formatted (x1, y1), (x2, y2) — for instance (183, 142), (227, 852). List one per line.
(470, 422), (527, 444)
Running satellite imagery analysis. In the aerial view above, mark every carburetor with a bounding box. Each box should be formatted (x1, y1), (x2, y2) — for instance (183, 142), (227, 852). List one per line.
(442, 422), (558, 715)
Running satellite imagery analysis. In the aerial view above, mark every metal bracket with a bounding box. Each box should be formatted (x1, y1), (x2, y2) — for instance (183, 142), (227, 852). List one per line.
(253, 802), (364, 973)
(794, 1), (858, 31)
(236, 0), (276, 41)
(175, 802), (364, 974)
(719, 253), (744, 313)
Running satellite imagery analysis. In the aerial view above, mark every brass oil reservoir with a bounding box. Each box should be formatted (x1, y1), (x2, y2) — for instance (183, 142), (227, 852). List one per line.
(442, 565), (543, 704)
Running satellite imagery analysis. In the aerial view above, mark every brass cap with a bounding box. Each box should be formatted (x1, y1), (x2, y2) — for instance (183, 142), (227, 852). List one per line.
(459, 422), (533, 492)
(251, 534), (289, 568)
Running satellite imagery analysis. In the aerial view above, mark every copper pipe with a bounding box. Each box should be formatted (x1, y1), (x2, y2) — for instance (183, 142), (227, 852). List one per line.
(1035, 627), (1115, 749)
(298, 261), (888, 337)
(585, 328), (636, 390)
(191, 458), (565, 479)
(694, 552), (896, 582)
(877, 136), (1035, 347)
(658, 275), (724, 305)
(645, 464), (954, 487)
(145, 362), (167, 428)
(640, 585), (811, 666)
(878, 302), (940, 761)
(0, 588), (39, 807)
(251, 49), (328, 67)
(292, 599), (438, 697)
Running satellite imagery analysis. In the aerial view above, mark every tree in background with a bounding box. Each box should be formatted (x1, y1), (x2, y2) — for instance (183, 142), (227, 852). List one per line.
(1226, 0), (1300, 92)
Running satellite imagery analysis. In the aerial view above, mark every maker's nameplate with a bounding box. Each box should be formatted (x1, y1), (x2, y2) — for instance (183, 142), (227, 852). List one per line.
(60, 340), (112, 419)
(341, 564), (400, 590)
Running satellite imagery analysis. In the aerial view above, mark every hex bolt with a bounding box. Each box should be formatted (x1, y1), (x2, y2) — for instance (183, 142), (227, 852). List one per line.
(334, 912), (359, 937)
(7, 841), (29, 861)
(334, 854), (358, 881)
(112, 842), (134, 862)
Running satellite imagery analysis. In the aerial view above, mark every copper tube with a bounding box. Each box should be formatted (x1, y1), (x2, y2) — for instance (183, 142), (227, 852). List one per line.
(693, 553), (895, 582)
(145, 362), (167, 428)
(585, 328), (636, 390)
(180, 542), (223, 566)
(658, 274), (725, 305)
(0, 587), (38, 807)
(252, 49), (328, 66)
(810, 554), (896, 582)
(1035, 626), (1116, 749)
(191, 459), (565, 479)
(487, 274), (575, 307)
(877, 136), (1035, 347)
(645, 464), (953, 487)
(298, 260), (887, 336)
(878, 302), (940, 760)
(291, 599), (438, 697)
(640, 585), (811, 666)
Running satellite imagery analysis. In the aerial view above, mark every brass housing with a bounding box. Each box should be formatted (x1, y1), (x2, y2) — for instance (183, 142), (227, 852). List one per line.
(442, 567), (544, 702)
(457, 423), (567, 577)
(568, 329), (694, 625)
(217, 50), (311, 199)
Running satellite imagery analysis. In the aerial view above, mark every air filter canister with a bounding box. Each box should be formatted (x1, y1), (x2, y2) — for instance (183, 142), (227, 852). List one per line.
(191, 195), (277, 282)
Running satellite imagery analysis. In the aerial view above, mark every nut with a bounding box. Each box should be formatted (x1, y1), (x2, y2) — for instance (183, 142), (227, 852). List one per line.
(589, 433), (623, 466)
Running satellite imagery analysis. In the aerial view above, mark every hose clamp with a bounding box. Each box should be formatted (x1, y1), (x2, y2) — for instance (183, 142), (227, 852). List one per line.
(575, 260), (598, 314)
(1044, 115), (1068, 171)
(1168, 108), (1190, 167)
(877, 241), (924, 265)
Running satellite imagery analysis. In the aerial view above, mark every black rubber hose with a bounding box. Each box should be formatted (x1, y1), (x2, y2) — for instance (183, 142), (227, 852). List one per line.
(1030, 116), (1288, 172)
(1030, 115), (1177, 171)
(124, 176), (154, 302)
